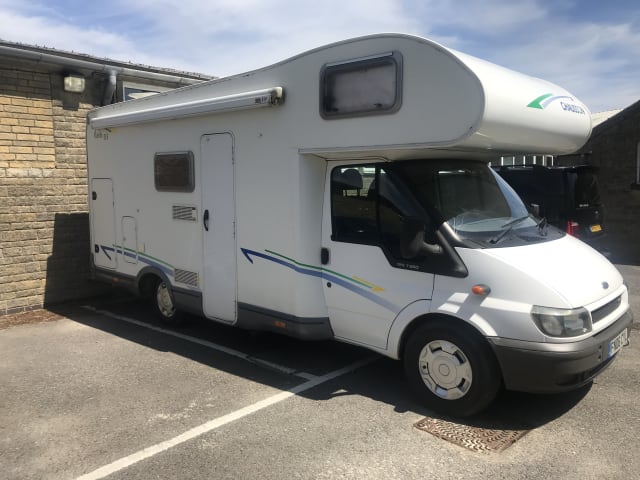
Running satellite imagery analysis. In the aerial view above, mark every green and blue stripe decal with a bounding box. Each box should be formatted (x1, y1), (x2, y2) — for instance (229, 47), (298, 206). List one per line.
(99, 244), (398, 312)
(241, 248), (398, 312)
(99, 245), (173, 277)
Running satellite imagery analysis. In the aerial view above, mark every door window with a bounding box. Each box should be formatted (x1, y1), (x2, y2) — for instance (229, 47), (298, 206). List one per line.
(331, 167), (377, 244)
(330, 164), (431, 268)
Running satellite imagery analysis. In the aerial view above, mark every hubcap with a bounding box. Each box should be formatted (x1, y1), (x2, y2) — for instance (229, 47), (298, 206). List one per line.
(418, 340), (472, 400)
(156, 282), (175, 318)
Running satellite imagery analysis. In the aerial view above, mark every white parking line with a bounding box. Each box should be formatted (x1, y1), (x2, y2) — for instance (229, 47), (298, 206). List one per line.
(82, 306), (311, 378)
(75, 355), (377, 480)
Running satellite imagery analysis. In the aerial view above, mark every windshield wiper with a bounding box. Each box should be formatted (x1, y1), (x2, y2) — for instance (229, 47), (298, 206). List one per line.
(489, 215), (531, 244)
(537, 217), (548, 236)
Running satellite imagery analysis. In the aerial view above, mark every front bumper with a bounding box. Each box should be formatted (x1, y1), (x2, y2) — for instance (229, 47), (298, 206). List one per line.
(489, 309), (633, 393)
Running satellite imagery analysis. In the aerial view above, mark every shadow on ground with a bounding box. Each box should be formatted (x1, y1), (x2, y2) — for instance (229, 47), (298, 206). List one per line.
(38, 293), (593, 433)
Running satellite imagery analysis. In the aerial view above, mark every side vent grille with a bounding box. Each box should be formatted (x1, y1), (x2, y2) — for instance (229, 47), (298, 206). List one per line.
(174, 269), (199, 287)
(172, 205), (197, 222)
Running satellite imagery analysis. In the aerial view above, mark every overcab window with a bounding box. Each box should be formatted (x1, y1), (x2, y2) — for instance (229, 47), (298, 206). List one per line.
(154, 151), (195, 192)
(320, 52), (402, 119)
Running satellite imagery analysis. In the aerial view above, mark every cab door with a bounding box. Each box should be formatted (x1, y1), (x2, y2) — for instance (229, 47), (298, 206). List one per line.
(321, 161), (435, 350)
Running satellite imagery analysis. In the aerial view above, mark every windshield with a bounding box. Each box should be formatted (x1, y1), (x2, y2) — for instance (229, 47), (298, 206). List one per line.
(386, 159), (545, 245)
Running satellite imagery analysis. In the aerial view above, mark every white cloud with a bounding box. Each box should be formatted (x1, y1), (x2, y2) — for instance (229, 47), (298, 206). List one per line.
(410, 0), (548, 36)
(106, 0), (422, 75)
(484, 20), (640, 111)
(0, 7), (141, 61)
(0, 0), (638, 110)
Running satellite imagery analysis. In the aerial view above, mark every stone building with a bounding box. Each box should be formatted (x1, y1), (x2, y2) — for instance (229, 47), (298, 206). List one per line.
(560, 100), (640, 264)
(0, 41), (210, 316)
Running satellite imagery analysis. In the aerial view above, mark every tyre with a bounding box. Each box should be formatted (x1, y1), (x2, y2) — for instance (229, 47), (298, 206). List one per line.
(403, 320), (501, 417)
(150, 278), (185, 326)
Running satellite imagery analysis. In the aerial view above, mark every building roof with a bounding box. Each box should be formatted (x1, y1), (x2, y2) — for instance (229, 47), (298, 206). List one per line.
(591, 109), (623, 127)
(0, 39), (213, 85)
(590, 99), (640, 139)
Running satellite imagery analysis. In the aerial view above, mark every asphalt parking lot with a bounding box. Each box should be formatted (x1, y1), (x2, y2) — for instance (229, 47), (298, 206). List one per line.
(1, 265), (639, 480)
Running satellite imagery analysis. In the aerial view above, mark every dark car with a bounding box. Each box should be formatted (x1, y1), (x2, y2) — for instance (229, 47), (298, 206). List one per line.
(494, 164), (605, 246)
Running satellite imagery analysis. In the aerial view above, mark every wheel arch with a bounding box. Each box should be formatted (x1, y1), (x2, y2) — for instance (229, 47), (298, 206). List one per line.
(136, 266), (173, 299)
(398, 313), (488, 358)
(388, 301), (495, 361)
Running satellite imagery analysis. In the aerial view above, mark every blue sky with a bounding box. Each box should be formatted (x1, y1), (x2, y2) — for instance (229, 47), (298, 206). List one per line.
(1, 0), (638, 112)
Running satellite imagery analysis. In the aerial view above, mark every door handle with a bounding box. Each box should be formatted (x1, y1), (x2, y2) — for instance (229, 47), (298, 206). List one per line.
(321, 247), (329, 265)
(203, 209), (210, 231)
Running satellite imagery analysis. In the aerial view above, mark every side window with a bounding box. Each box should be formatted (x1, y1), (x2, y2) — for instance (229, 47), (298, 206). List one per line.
(154, 151), (195, 192)
(331, 164), (430, 261)
(331, 167), (377, 244)
(320, 52), (402, 119)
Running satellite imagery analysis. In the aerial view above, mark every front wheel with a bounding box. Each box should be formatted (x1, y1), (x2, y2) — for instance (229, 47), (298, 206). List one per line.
(151, 278), (184, 326)
(403, 320), (501, 417)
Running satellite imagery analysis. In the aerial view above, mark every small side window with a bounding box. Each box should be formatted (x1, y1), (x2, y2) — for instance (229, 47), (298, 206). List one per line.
(320, 52), (402, 119)
(154, 152), (195, 192)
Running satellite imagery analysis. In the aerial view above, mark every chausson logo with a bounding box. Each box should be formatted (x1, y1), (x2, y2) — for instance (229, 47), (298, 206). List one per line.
(527, 93), (586, 115)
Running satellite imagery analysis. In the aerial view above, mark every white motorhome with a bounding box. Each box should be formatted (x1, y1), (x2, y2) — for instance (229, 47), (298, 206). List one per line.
(87, 34), (632, 416)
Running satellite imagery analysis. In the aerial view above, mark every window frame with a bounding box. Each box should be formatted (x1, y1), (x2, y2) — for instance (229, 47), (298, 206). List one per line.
(154, 151), (195, 193)
(320, 51), (403, 120)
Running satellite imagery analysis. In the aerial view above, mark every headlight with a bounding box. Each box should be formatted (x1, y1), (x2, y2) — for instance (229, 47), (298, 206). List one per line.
(531, 306), (592, 337)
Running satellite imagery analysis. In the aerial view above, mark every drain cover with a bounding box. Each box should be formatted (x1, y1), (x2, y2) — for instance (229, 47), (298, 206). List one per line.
(414, 417), (529, 453)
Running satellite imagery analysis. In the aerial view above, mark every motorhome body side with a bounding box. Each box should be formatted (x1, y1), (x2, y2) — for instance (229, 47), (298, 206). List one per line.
(87, 34), (631, 417)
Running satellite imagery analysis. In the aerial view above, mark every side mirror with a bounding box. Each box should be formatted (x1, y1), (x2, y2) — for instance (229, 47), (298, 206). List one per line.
(400, 217), (442, 259)
(529, 203), (540, 216)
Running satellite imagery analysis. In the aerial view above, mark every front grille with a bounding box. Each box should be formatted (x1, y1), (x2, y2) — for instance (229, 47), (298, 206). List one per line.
(591, 295), (622, 324)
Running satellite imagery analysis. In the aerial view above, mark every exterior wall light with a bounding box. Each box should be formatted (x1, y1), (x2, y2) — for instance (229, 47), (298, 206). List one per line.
(63, 74), (85, 93)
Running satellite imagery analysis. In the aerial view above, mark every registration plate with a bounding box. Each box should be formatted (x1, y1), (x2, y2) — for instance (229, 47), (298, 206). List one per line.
(590, 224), (602, 233)
(608, 328), (628, 358)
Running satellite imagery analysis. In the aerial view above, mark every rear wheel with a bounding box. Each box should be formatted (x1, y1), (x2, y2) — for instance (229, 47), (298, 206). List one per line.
(404, 320), (501, 417)
(150, 278), (184, 326)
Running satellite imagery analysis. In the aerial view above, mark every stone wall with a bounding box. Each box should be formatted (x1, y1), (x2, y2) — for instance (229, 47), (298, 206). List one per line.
(580, 102), (640, 265)
(0, 64), (106, 315)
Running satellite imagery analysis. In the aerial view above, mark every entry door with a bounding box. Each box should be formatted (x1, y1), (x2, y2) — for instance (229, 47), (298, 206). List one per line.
(321, 162), (434, 349)
(90, 178), (116, 269)
(201, 134), (237, 323)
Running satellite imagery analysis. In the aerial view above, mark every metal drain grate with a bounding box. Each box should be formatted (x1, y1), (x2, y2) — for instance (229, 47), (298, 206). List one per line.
(414, 417), (530, 453)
